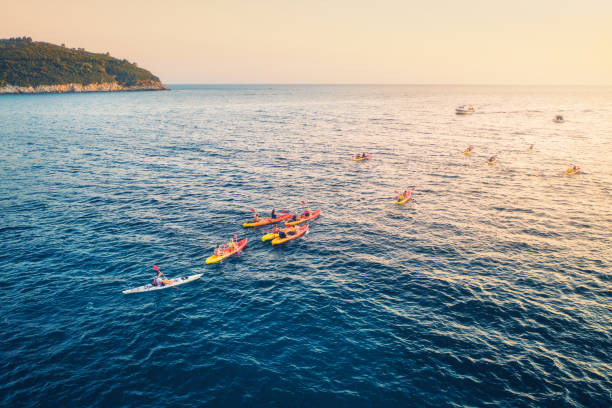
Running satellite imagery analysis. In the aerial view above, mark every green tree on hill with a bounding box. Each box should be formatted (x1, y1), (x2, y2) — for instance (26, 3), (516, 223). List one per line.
(0, 38), (162, 88)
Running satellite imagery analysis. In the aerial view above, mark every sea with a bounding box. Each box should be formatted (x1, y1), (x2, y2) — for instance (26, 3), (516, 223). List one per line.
(1, 85), (611, 407)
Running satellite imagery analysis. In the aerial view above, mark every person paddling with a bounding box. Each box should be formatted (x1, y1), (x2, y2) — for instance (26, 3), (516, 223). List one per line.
(271, 209), (277, 219)
(253, 213), (260, 222)
(302, 208), (310, 218)
(152, 267), (172, 287)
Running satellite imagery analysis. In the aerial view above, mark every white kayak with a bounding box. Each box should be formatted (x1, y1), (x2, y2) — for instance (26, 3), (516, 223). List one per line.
(122, 274), (202, 294)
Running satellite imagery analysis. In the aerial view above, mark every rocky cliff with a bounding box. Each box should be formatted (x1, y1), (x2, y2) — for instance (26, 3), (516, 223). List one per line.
(0, 80), (168, 94)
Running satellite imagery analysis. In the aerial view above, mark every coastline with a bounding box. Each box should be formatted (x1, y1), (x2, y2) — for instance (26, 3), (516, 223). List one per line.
(0, 80), (168, 95)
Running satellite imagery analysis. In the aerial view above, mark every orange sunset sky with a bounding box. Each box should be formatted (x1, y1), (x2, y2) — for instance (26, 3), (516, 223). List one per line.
(2, 0), (611, 84)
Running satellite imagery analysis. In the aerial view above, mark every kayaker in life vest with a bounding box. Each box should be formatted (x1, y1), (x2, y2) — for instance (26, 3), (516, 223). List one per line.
(489, 155), (496, 162)
(271, 209), (277, 219)
(302, 208), (310, 217)
(291, 214), (298, 222)
(355, 153), (361, 159)
(362, 152), (367, 158)
(228, 238), (236, 251)
(214, 244), (223, 256)
(272, 224), (280, 234)
(253, 213), (260, 222)
(153, 270), (172, 286)
(402, 190), (411, 200)
(278, 230), (287, 239)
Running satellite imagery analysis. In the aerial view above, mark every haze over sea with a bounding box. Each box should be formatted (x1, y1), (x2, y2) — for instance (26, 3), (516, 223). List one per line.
(1, 85), (611, 407)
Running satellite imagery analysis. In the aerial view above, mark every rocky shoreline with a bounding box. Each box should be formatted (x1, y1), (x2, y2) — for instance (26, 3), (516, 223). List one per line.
(0, 80), (168, 94)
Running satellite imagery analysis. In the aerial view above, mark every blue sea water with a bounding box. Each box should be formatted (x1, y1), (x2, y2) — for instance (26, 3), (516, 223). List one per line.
(1, 85), (611, 407)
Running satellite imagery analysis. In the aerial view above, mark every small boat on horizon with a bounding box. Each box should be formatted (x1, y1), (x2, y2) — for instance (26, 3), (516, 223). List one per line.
(456, 105), (475, 115)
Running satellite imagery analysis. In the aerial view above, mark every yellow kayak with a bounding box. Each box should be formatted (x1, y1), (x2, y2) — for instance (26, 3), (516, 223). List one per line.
(566, 167), (580, 175)
(487, 155), (497, 165)
(205, 238), (248, 264)
(352, 154), (371, 161)
(464, 149), (472, 154)
(396, 196), (411, 205)
(262, 227), (292, 242)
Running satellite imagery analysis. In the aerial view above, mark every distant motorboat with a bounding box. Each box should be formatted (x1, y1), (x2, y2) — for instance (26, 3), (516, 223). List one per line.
(456, 105), (475, 115)
(553, 115), (564, 123)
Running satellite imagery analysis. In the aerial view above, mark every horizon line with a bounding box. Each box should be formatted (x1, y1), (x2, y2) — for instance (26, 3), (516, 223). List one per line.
(165, 83), (612, 87)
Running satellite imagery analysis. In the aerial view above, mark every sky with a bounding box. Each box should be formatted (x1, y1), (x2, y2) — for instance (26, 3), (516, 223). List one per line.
(2, 0), (611, 84)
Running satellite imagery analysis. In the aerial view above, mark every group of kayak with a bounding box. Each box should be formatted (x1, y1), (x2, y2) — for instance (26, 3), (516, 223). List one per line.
(124, 207), (321, 293)
(464, 145), (580, 174)
(206, 207), (321, 264)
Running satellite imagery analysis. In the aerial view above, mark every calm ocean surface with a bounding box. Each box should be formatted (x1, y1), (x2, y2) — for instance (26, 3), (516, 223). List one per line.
(1, 85), (611, 407)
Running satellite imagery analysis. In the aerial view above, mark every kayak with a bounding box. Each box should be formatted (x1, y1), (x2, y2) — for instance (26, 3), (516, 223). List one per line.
(122, 274), (203, 294)
(271, 224), (309, 245)
(243, 213), (292, 227)
(464, 149), (473, 154)
(396, 196), (412, 205)
(566, 168), (580, 175)
(487, 157), (497, 165)
(262, 226), (292, 242)
(352, 154), (371, 161)
(285, 209), (321, 226)
(205, 238), (248, 264)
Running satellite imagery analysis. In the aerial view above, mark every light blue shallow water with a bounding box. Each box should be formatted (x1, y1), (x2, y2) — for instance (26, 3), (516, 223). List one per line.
(1, 85), (611, 407)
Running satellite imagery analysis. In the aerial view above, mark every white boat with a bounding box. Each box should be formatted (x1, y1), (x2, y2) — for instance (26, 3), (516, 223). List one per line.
(455, 105), (475, 115)
(553, 115), (564, 123)
(122, 274), (203, 294)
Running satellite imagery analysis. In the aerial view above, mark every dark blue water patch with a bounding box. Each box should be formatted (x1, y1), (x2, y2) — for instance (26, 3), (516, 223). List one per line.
(1, 85), (611, 407)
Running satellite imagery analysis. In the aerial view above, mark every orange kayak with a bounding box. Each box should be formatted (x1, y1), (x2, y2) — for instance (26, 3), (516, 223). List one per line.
(271, 225), (309, 245)
(243, 213), (292, 227)
(285, 209), (321, 226)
